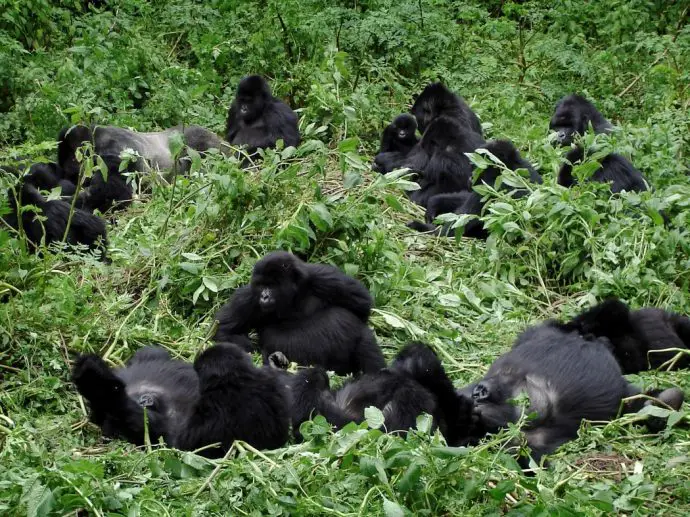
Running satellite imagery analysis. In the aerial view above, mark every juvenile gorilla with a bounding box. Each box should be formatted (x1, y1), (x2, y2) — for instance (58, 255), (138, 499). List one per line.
(411, 82), (483, 135)
(72, 343), (290, 457)
(22, 162), (77, 196)
(285, 342), (477, 446)
(409, 139), (541, 237)
(2, 178), (108, 259)
(462, 323), (684, 464)
(556, 299), (690, 373)
(73, 154), (135, 213)
(225, 75), (301, 156)
(549, 95), (647, 192)
(372, 114), (419, 174)
(214, 251), (385, 376)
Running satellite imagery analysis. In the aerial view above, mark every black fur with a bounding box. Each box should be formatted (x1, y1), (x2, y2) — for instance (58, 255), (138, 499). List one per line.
(23, 162), (77, 196)
(410, 82), (483, 135)
(225, 75), (301, 156)
(549, 94), (613, 146)
(213, 251), (385, 376)
(287, 342), (476, 445)
(372, 114), (419, 173)
(72, 344), (290, 457)
(74, 154), (135, 213)
(558, 146), (648, 193)
(556, 299), (690, 373)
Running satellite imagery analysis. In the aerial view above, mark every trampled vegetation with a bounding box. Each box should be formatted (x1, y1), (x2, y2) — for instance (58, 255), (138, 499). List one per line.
(1, 0), (689, 515)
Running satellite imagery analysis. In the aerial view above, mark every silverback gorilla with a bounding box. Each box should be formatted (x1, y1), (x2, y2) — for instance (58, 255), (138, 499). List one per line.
(73, 343), (290, 457)
(214, 251), (385, 375)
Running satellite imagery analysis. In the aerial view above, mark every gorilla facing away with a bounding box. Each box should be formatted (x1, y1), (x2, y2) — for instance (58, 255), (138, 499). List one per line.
(73, 343), (290, 457)
(372, 114), (419, 174)
(555, 298), (690, 373)
(411, 82), (483, 136)
(214, 251), (385, 376)
(281, 342), (477, 446)
(549, 94), (647, 193)
(225, 75), (301, 156)
(409, 139), (541, 237)
(462, 323), (684, 465)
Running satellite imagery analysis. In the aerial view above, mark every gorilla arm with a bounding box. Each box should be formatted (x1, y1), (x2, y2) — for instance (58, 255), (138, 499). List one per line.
(213, 285), (260, 350)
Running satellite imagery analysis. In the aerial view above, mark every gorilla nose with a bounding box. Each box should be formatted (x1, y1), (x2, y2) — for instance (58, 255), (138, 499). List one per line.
(398, 131), (407, 139)
(556, 131), (567, 142)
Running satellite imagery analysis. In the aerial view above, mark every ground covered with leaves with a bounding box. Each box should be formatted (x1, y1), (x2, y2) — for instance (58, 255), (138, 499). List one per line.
(1, 1), (690, 515)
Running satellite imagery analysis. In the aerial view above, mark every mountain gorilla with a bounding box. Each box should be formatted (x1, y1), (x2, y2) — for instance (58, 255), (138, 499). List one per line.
(462, 323), (684, 464)
(72, 343), (290, 457)
(58, 124), (227, 183)
(22, 162), (77, 196)
(410, 82), (483, 136)
(2, 178), (108, 259)
(372, 114), (419, 174)
(225, 75), (301, 156)
(408, 139), (541, 237)
(549, 95), (647, 193)
(213, 251), (385, 376)
(555, 299), (690, 373)
(73, 154), (136, 213)
(280, 342), (477, 445)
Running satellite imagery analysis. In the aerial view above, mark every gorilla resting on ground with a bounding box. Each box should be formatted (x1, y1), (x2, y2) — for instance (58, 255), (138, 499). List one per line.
(410, 82), (483, 136)
(21, 162), (77, 196)
(372, 114), (419, 174)
(2, 177), (108, 259)
(214, 251), (385, 376)
(72, 343), (290, 457)
(549, 94), (647, 192)
(555, 299), (690, 373)
(408, 139), (541, 237)
(461, 323), (684, 465)
(275, 342), (477, 446)
(58, 124), (227, 183)
(225, 75), (301, 156)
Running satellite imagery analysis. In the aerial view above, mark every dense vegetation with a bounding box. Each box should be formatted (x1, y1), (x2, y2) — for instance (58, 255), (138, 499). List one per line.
(1, 0), (689, 514)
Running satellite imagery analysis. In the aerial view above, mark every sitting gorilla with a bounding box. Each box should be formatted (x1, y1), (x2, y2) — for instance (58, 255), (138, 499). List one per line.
(372, 114), (419, 174)
(549, 95), (647, 192)
(213, 251), (385, 376)
(58, 123), (227, 183)
(408, 139), (541, 237)
(72, 343), (290, 457)
(2, 176), (108, 259)
(410, 82), (483, 136)
(225, 75), (301, 156)
(461, 323), (684, 465)
(279, 342), (476, 445)
(555, 298), (690, 373)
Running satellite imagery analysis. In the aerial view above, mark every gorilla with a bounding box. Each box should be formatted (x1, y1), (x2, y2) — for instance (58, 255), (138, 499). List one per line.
(279, 342), (477, 446)
(372, 114), (419, 174)
(72, 343), (290, 457)
(411, 82), (483, 135)
(462, 323), (684, 465)
(555, 299), (690, 373)
(2, 178), (108, 259)
(73, 154), (135, 213)
(58, 124), (227, 183)
(549, 95), (647, 193)
(214, 251), (385, 376)
(549, 94), (613, 147)
(225, 75), (301, 156)
(402, 116), (486, 208)
(409, 139), (541, 237)
(22, 162), (77, 196)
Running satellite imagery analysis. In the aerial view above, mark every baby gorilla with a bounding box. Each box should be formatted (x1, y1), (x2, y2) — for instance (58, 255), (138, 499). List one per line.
(72, 344), (290, 457)
(411, 82), (483, 136)
(372, 114), (419, 174)
(408, 139), (541, 237)
(555, 298), (690, 373)
(214, 251), (385, 376)
(549, 94), (647, 193)
(225, 75), (301, 156)
(286, 342), (476, 445)
(462, 323), (684, 465)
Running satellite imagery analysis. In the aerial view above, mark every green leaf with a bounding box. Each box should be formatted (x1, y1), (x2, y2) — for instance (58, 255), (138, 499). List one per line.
(397, 461), (422, 494)
(383, 498), (406, 517)
(365, 406), (385, 429)
(309, 203), (333, 231)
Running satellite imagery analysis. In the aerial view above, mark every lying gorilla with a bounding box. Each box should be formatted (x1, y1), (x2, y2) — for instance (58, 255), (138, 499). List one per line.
(225, 75), (301, 156)
(72, 343), (290, 457)
(275, 342), (477, 446)
(462, 323), (684, 464)
(549, 95), (647, 193)
(58, 123), (227, 183)
(214, 251), (385, 375)
(372, 114), (419, 174)
(22, 162), (77, 196)
(555, 299), (690, 373)
(2, 177), (108, 259)
(408, 139), (541, 237)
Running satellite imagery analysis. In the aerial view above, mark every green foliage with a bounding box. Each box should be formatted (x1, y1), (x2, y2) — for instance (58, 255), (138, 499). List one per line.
(1, 0), (689, 515)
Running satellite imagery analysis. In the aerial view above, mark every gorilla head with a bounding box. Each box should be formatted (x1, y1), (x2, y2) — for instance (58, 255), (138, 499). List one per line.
(549, 94), (613, 146)
(234, 75), (273, 123)
(250, 251), (307, 315)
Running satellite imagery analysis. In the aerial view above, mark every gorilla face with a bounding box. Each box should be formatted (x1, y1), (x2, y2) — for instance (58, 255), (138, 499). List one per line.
(549, 102), (583, 146)
(250, 252), (305, 315)
(235, 75), (271, 123)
